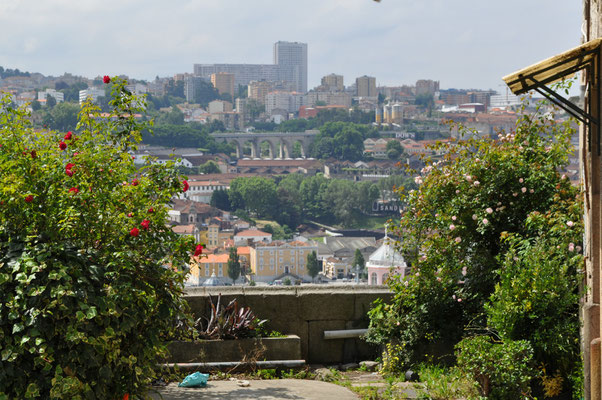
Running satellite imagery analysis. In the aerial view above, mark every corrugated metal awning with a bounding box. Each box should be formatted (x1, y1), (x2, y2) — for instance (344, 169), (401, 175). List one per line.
(503, 38), (602, 95)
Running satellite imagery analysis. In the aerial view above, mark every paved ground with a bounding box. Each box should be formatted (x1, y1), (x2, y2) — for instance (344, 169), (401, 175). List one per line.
(148, 379), (359, 400)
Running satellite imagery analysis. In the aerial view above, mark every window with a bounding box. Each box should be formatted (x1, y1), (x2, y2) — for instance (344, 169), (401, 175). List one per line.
(218, 266), (223, 276)
(270, 265), (274, 270)
(205, 266), (209, 277)
(270, 258), (274, 264)
(270, 250), (274, 255)
(279, 258), (283, 263)
(371, 272), (377, 285)
(290, 250), (294, 255)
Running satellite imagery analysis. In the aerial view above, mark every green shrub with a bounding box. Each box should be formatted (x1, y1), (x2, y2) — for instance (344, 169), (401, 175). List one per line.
(455, 336), (536, 399)
(365, 97), (581, 375)
(0, 78), (198, 398)
(486, 200), (583, 398)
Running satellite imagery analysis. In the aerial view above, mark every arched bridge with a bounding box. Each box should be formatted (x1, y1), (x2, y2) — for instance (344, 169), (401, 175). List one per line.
(211, 131), (319, 159)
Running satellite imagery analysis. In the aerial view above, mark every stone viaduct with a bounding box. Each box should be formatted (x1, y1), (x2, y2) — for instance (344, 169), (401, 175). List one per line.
(211, 131), (319, 159)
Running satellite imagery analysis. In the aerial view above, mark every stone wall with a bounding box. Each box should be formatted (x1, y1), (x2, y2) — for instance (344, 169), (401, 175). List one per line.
(184, 285), (392, 364)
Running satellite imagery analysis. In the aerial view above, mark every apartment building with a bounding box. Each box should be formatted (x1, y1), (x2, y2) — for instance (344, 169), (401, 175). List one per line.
(250, 240), (318, 282)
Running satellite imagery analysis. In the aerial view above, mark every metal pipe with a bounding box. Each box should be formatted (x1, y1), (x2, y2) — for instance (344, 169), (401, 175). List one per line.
(160, 359), (306, 371)
(323, 329), (368, 340)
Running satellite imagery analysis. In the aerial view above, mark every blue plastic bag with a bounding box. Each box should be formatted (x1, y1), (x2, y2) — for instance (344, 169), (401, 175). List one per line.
(178, 372), (209, 388)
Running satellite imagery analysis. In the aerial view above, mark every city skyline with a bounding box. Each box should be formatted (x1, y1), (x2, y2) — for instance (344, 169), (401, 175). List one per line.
(0, 0), (581, 91)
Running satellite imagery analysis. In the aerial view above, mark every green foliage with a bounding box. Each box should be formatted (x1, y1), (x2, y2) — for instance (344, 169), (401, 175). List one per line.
(486, 199), (583, 397)
(311, 121), (378, 161)
(210, 188), (231, 210)
(455, 336), (536, 399)
(365, 98), (581, 391)
(416, 364), (478, 400)
(199, 160), (221, 174)
(0, 78), (195, 398)
(386, 139), (404, 160)
(283, 278), (292, 286)
(0, 66), (30, 78)
(353, 249), (365, 271)
(40, 102), (80, 132)
(141, 122), (231, 153)
(227, 247), (241, 284)
(306, 251), (320, 281)
(220, 172), (395, 228)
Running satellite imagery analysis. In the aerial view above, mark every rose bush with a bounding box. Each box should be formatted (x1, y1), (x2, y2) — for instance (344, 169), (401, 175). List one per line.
(0, 77), (199, 398)
(365, 98), (583, 397)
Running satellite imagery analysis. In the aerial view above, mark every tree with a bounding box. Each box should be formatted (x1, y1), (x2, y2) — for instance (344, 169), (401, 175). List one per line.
(386, 139), (404, 160)
(247, 99), (265, 119)
(353, 249), (365, 273)
(307, 251), (320, 282)
(0, 77), (196, 398)
(45, 94), (57, 108)
(229, 176), (278, 217)
(199, 160), (221, 174)
(227, 246), (241, 284)
(43, 102), (79, 131)
(31, 99), (41, 111)
(210, 188), (231, 210)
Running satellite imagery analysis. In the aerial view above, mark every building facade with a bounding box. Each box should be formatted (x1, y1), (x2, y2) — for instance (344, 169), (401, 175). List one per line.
(211, 72), (235, 97)
(250, 240), (318, 282)
(273, 41), (308, 93)
(356, 75), (377, 98)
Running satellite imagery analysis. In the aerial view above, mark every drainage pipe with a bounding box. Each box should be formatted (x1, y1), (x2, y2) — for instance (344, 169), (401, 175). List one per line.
(160, 359), (306, 371)
(323, 329), (368, 340)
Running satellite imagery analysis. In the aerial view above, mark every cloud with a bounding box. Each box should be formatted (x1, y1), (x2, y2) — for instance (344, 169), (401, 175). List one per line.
(0, 0), (583, 90)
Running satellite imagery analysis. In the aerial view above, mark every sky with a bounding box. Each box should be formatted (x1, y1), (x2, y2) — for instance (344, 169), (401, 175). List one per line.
(0, 0), (583, 92)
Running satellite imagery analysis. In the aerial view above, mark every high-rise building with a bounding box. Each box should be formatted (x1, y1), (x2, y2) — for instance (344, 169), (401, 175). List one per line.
(356, 76), (377, 97)
(415, 79), (440, 96)
(273, 41), (308, 93)
(321, 74), (344, 92)
(193, 41), (307, 93)
(211, 72), (235, 98)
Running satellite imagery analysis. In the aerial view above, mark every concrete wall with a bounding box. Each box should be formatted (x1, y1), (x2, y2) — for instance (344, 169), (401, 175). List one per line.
(184, 285), (392, 365)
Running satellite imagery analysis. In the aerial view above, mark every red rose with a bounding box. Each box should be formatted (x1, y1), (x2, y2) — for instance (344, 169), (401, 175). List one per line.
(130, 228), (139, 237)
(59, 141), (67, 151)
(131, 179), (139, 186)
(127, 212), (133, 217)
(30, 150), (37, 158)
(140, 219), (150, 230)
(69, 187), (79, 194)
(25, 195), (33, 203)
(182, 180), (189, 192)
(103, 75), (111, 84)
(66, 169), (74, 177)
(148, 207), (154, 213)
(194, 244), (204, 257)
(64, 131), (73, 141)
(66, 163), (75, 170)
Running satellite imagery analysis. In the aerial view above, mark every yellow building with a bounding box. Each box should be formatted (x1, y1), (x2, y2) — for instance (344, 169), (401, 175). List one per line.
(250, 240), (318, 283)
(248, 80), (271, 105)
(187, 253), (229, 285)
(211, 72), (235, 97)
(323, 257), (352, 279)
(207, 224), (232, 248)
